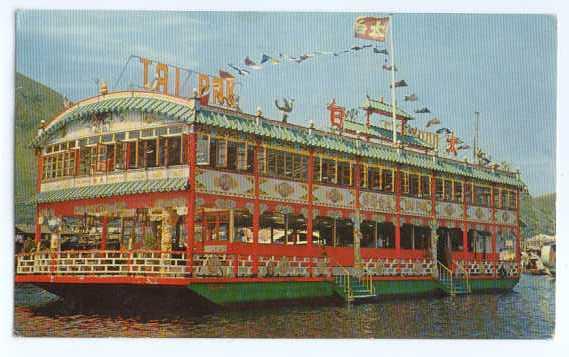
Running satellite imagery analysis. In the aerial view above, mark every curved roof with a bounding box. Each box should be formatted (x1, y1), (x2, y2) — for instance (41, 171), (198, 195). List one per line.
(34, 90), (525, 188)
(33, 91), (195, 147)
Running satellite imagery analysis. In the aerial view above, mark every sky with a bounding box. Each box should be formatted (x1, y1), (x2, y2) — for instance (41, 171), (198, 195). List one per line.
(15, 11), (556, 196)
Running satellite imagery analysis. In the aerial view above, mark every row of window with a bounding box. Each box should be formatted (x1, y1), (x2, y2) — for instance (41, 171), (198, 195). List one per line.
(43, 135), (186, 179)
(434, 178), (517, 209)
(43, 132), (518, 210)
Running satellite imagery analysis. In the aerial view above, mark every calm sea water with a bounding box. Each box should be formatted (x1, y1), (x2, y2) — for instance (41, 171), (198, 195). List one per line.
(13, 274), (554, 338)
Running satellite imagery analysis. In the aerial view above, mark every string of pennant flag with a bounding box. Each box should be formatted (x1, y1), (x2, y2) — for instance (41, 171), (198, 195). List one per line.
(219, 43), (387, 79)
(216, 16), (473, 158)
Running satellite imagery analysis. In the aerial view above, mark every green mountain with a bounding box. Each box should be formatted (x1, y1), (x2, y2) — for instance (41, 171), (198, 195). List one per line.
(15, 73), (64, 224)
(521, 192), (556, 238)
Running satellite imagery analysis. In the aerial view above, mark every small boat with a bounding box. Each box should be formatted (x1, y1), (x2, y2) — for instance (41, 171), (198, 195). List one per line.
(523, 252), (548, 275)
(541, 243), (556, 276)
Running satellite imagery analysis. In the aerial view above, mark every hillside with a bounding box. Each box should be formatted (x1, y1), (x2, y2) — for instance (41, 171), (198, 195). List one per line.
(521, 192), (556, 238)
(15, 73), (64, 224)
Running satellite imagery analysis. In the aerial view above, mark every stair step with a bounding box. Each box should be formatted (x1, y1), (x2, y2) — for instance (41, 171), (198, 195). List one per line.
(352, 294), (375, 299)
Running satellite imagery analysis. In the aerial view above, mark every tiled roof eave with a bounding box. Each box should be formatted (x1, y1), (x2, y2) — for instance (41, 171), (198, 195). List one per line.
(36, 177), (188, 204)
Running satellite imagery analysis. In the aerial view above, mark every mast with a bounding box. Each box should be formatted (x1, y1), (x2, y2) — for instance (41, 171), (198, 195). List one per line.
(389, 15), (398, 145)
(473, 111), (480, 162)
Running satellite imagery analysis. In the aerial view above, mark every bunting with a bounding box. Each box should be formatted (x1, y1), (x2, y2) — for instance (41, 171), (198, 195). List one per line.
(222, 43), (388, 76)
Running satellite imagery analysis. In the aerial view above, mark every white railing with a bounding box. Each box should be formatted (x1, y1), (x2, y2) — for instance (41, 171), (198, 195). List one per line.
(16, 250), (188, 277)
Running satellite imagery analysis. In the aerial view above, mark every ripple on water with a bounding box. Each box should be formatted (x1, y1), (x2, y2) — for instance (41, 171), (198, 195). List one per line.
(14, 274), (554, 338)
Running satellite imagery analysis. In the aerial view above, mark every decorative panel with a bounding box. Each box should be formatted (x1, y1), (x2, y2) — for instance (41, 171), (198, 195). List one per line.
(313, 185), (354, 208)
(195, 168), (254, 198)
(467, 205), (492, 223)
(400, 197), (432, 217)
(259, 177), (308, 203)
(359, 191), (396, 213)
(495, 209), (517, 226)
(435, 201), (463, 220)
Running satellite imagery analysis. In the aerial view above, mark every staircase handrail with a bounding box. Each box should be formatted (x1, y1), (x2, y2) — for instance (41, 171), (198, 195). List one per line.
(453, 261), (471, 293)
(437, 260), (454, 294)
(328, 257), (353, 301)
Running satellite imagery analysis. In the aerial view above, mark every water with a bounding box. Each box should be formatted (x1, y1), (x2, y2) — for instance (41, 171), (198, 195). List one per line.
(13, 274), (555, 338)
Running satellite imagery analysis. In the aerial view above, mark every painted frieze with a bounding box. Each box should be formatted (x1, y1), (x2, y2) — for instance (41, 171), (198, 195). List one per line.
(495, 209), (517, 226)
(467, 205), (492, 223)
(435, 201), (463, 220)
(400, 197), (432, 217)
(313, 184), (355, 208)
(259, 177), (308, 203)
(195, 168), (255, 198)
(359, 191), (396, 213)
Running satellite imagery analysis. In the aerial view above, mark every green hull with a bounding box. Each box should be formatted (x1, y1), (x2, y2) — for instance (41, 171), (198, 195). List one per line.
(188, 281), (337, 305)
(187, 278), (519, 306)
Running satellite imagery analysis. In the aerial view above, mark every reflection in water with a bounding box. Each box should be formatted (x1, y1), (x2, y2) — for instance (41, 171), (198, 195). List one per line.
(14, 274), (554, 338)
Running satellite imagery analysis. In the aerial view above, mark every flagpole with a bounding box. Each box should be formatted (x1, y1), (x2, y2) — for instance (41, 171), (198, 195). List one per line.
(389, 15), (398, 145)
(473, 111), (479, 162)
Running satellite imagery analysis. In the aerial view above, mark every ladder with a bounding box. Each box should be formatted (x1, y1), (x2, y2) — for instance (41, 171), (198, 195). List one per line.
(437, 260), (471, 296)
(334, 267), (376, 303)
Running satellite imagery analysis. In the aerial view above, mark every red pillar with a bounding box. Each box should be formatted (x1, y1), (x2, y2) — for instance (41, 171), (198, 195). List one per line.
(306, 150), (314, 248)
(252, 141), (261, 275)
(36, 151), (43, 194)
(186, 131), (197, 272)
(354, 160), (361, 266)
(100, 216), (108, 250)
(463, 182), (469, 258)
(395, 166), (401, 256)
(491, 188), (497, 274)
(515, 190), (522, 271)
(430, 172), (436, 218)
(35, 152), (44, 247)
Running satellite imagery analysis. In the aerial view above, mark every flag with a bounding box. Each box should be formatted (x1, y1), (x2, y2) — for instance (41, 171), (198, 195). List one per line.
(354, 16), (390, 42)
(260, 54), (280, 64)
(390, 80), (407, 88)
(219, 70), (235, 79)
(314, 50), (333, 56)
(404, 94), (417, 101)
(415, 107), (431, 114)
(373, 48), (388, 55)
(425, 117), (441, 128)
(350, 44), (372, 51)
(228, 64), (250, 76)
(244, 56), (262, 70)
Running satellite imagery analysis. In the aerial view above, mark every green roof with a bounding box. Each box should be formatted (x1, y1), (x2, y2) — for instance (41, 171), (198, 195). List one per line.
(342, 119), (431, 148)
(33, 94), (194, 147)
(36, 177), (187, 203)
(193, 111), (523, 188)
(361, 98), (414, 120)
(35, 91), (524, 189)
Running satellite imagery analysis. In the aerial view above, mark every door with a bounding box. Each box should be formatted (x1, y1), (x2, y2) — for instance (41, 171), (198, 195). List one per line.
(436, 227), (452, 267)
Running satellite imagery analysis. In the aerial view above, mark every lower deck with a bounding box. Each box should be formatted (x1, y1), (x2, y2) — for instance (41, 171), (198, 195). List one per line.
(15, 248), (520, 305)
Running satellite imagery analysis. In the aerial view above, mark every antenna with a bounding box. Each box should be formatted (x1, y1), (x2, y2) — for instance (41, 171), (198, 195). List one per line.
(473, 111), (480, 162)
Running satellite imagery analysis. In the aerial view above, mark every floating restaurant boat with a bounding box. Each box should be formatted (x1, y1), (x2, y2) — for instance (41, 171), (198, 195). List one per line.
(14, 55), (525, 307)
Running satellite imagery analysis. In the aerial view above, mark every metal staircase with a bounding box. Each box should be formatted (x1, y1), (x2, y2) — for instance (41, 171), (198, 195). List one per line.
(436, 261), (471, 296)
(334, 267), (376, 303)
